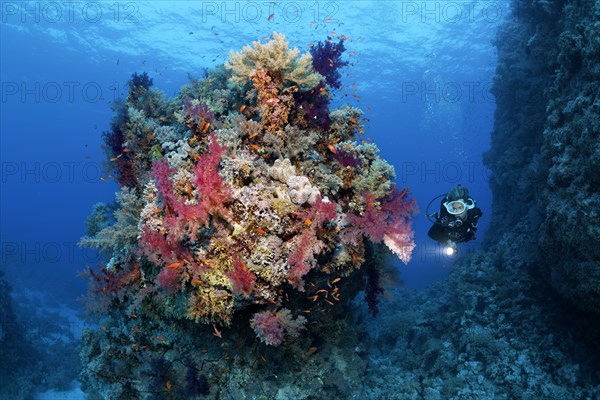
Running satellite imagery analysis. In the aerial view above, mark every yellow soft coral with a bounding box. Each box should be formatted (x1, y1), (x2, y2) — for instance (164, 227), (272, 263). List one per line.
(225, 32), (321, 90)
(188, 288), (235, 325)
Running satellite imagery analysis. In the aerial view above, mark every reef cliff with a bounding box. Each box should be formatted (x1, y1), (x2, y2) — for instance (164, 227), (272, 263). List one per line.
(485, 0), (600, 314)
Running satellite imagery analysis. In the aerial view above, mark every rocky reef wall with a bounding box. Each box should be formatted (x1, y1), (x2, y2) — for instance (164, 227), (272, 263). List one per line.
(485, 0), (600, 313)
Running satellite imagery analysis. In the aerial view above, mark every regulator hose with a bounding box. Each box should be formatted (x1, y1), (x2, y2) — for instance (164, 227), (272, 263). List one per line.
(425, 194), (446, 224)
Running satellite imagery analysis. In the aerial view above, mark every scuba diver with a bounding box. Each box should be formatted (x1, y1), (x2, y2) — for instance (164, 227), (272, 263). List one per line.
(427, 185), (482, 255)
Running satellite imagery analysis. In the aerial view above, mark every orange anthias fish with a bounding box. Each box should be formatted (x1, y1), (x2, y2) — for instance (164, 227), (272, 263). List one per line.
(212, 324), (222, 338)
(166, 262), (182, 269)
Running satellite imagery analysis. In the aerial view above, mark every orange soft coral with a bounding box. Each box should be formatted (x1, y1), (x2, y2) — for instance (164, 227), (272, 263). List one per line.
(251, 68), (297, 134)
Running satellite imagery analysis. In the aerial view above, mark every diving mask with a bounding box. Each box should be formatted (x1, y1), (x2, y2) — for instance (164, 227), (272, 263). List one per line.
(443, 198), (475, 215)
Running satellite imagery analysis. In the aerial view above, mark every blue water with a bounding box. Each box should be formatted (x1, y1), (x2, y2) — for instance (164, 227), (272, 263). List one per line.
(1, 1), (503, 397)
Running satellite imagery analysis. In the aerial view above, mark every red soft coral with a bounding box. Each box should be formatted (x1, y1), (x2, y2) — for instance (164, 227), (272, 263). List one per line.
(295, 196), (337, 228)
(144, 133), (232, 249)
(346, 201), (387, 242)
(152, 159), (182, 214)
(192, 132), (232, 220)
(140, 226), (178, 264)
(286, 197), (336, 290)
(227, 254), (256, 297)
(80, 262), (141, 316)
(380, 185), (418, 230)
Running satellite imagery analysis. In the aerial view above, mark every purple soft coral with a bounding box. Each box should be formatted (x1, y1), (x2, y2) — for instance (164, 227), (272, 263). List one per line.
(331, 148), (362, 167)
(294, 81), (331, 130)
(183, 98), (214, 136)
(309, 37), (349, 90)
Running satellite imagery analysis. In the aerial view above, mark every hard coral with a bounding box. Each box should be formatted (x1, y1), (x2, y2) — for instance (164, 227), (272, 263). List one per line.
(287, 175), (321, 205)
(269, 158), (296, 182)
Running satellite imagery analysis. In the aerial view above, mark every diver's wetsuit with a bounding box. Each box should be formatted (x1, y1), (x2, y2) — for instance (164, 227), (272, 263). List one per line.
(427, 198), (482, 244)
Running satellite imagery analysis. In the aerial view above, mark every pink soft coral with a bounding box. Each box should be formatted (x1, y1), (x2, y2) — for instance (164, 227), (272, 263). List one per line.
(286, 197), (336, 290)
(156, 267), (181, 294)
(250, 308), (306, 346)
(345, 185), (417, 263)
(287, 230), (321, 291)
(250, 310), (284, 346)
